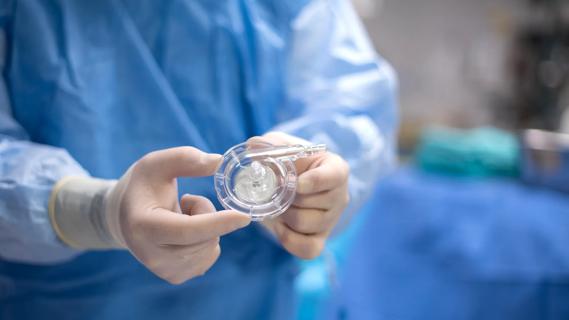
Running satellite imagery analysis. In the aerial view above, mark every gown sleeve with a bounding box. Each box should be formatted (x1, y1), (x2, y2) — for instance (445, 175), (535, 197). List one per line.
(0, 2), (88, 264)
(275, 0), (399, 224)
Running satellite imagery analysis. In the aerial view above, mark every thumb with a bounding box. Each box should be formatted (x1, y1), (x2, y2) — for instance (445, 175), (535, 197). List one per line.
(139, 147), (222, 181)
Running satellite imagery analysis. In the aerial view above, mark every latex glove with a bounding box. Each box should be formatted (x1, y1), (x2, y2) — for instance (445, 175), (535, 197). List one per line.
(249, 132), (350, 259)
(50, 147), (251, 284)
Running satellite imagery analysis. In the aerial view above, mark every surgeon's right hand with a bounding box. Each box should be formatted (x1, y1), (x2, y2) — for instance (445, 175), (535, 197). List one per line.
(49, 147), (251, 284)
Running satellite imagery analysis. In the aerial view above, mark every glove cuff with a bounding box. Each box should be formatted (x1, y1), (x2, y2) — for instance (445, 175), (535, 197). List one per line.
(49, 176), (120, 249)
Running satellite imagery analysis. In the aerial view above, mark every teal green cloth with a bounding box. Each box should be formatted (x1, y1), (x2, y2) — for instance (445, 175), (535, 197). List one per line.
(416, 127), (521, 177)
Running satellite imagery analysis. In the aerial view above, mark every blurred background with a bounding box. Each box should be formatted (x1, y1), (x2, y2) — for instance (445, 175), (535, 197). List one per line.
(297, 0), (569, 319)
(356, 0), (568, 150)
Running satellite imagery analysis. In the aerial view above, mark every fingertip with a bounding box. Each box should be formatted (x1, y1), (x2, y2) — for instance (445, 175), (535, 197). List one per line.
(203, 152), (223, 164)
(201, 153), (223, 174)
(209, 153), (223, 162)
(246, 136), (263, 143)
(181, 194), (216, 216)
(297, 175), (314, 194)
(218, 210), (252, 228)
(246, 136), (274, 150)
(180, 194), (192, 215)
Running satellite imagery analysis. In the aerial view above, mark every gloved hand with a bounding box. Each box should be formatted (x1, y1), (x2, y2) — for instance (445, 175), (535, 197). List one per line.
(49, 147), (251, 284)
(249, 132), (350, 259)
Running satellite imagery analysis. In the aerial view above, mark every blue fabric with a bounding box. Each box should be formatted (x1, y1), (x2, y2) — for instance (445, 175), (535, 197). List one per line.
(326, 168), (569, 320)
(0, 0), (397, 319)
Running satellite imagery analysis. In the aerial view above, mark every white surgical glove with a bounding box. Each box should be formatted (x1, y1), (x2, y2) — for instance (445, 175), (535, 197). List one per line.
(250, 132), (350, 259)
(49, 147), (251, 284)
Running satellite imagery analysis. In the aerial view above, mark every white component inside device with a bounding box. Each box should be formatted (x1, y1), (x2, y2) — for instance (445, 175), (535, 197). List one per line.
(233, 161), (277, 204)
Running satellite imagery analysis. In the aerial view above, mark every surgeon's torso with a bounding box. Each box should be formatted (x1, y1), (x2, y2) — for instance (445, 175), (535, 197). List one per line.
(8, 0), (294, 179)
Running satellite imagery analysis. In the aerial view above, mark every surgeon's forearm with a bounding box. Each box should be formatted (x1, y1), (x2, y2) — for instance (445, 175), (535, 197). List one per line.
(49, 177), (120, 249)
(276, 0), (399, 226)
(0, 138), (90, 263)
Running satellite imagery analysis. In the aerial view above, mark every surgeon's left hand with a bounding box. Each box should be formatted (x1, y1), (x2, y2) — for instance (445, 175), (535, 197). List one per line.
(249, 132), (350, 259)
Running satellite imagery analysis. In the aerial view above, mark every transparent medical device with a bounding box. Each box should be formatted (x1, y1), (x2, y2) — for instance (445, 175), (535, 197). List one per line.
(215, 142), (327, 221)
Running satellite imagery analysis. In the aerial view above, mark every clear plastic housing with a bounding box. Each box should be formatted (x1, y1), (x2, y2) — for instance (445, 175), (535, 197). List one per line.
(214, 142), (297, 221)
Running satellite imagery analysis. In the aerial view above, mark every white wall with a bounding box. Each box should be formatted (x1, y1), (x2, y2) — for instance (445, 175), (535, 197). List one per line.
(354, 0), (525, 131)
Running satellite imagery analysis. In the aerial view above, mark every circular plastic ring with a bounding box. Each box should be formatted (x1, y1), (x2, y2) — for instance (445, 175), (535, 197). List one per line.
(214, 141), (297, 221)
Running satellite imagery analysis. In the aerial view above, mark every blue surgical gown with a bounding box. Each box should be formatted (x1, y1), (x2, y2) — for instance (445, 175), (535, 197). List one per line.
(0, 0), (397, 319)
